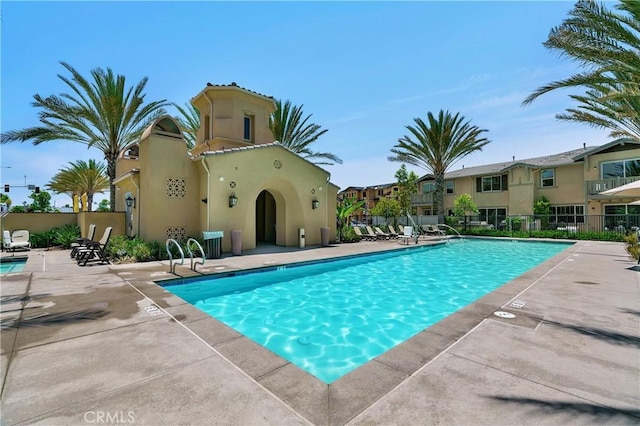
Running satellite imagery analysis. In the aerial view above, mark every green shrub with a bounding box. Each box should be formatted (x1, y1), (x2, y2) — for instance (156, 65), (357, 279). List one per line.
(131, 242), (153, 262)
(341, 226), (361, 243)
(624, 233), (639, 261)
(29, 229), (57, 248)
(53, 224), (81, 248)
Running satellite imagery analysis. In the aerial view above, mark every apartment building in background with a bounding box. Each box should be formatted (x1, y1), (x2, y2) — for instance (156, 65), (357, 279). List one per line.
(339, 138), (639, 229)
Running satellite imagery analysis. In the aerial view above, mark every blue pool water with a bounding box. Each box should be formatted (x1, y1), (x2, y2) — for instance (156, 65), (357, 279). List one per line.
(0, 258), (26, 274)
(164, 239), (570, 383)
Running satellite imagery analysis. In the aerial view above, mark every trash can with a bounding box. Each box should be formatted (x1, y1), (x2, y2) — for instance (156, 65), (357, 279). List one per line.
(298, 228), (305, 248)
(320, 227), (330, 247)
(231, 230), (243, 256)
(202, 231), (224, 259)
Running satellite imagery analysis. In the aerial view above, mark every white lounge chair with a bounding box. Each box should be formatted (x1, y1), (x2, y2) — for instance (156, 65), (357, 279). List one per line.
(398, 226), (417, 245)
(3, 230), (30, 253)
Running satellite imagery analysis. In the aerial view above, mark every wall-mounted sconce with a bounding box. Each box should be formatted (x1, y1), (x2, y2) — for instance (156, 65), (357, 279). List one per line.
(312, 198), (320, 210)
(125, 195), (136, 209)
(201, 198), (208, 204)
(229, 192), (238, 208)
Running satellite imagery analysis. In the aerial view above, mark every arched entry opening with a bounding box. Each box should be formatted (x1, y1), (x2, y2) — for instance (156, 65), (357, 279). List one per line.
(256, 190), (277, 245)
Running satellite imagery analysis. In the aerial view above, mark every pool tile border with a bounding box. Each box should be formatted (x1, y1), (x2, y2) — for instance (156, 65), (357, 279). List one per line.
(124, 240), (579, 426)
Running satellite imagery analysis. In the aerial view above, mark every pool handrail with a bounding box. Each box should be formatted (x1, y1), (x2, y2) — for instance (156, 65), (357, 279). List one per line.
(186, 238), (206, 272)
(166, 239), (185, 274)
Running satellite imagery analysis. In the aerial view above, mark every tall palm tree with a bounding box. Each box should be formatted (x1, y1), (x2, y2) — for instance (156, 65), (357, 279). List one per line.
(46, 159), (110, 211)
(0, 62), (169, 210)
(388, 110), (490, 224)
(270, 99), (342, 165)
(173, 102), (200, 149)
(522, 0), (640, 140)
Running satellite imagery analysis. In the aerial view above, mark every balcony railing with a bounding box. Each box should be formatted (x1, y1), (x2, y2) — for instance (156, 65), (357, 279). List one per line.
(586, 176), (640, 196)
(411, 192), (434, 206)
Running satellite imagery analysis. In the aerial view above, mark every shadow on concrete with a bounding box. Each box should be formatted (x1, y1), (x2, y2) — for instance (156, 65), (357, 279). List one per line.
(0, 309), (108, 329)
(543, 319), (640, 347)
(487, 396), (640, 421)
(0, 293), (52, 304)
(619, 308), (640, 317)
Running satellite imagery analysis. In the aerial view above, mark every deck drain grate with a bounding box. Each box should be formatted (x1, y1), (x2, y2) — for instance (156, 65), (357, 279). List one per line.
(510, 300), (526, 309)
(494, 311), (516, 319)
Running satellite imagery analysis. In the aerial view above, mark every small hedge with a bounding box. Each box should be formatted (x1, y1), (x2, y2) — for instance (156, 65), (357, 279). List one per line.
(457, 227), (626, 242)
(30, 224), (81, 248)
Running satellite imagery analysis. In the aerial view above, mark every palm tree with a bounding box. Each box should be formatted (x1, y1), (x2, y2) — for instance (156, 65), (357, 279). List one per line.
(522, 0), (640, 140)
(0, 62), (169, 210)
(270, 99), (342, 165)
(389, 110), (490, 224)
(46, 159), (110, 212)
(173, 102), (200, 149)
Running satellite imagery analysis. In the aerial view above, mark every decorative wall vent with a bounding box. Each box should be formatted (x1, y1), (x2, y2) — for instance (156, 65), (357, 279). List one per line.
(166, 178), (187, 198)
(166, 227), (186, 242)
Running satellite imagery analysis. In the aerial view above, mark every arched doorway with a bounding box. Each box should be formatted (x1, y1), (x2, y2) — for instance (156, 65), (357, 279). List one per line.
(256, 190), (277, 245)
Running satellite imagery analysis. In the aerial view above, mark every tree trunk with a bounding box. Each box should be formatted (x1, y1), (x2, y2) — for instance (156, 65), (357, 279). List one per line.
(435, 173), (445, 224)
(106, 153), (118, 212)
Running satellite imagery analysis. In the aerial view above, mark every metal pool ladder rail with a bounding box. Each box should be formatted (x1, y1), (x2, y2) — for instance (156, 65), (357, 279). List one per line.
(166, 238), (207, 274)
(186, 238), (206, 272)
(166, 239), (185, 274)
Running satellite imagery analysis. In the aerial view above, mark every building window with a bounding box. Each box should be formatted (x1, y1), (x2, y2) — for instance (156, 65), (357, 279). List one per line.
(478, 208), (507, 227)
(422, 182), (435, 193)
(541, 169), (555, 187)
(476, 175), (507, 192)
(601, 158), (640, 178)
(550, 205), (585, 224)
(204, 114), (211, 140)
(603, 204), (640, 230)
(445, 180), (454, 195)
(243, 115), (253, 141)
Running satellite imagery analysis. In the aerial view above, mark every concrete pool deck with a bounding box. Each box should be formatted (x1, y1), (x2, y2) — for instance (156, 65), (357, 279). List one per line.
(1, 238), (638, 425)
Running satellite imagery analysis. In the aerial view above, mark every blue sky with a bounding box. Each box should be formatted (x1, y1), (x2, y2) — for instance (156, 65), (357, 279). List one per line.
(1, 1), (611, 208)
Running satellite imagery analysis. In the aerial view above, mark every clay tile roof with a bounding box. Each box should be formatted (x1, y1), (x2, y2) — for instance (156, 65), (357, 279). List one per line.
(205, 82), (274, 99)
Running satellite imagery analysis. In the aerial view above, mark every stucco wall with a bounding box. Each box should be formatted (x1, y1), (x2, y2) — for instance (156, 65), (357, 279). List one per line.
(535, 163), (585, 205)
(583, 149), (640, 180)
(1, 212), (125, 239)
(192, 87), (276, 148)
(2, 213), (77, 235)
(139, 133), (200, 243)
(201, 146), (335, 251)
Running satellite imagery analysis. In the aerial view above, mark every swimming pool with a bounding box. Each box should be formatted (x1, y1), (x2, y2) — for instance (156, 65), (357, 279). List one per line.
(163, 239), (571, 383)
(0, 257), (27, 274)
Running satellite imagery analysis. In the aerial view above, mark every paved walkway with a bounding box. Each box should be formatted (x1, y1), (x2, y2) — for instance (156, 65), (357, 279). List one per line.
(1, 238), (638, 425)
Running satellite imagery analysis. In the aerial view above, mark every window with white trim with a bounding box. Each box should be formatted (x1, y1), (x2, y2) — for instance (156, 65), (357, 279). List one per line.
(445, 180), (454, 195)
(550, 205), (584, 224)
(422, 182), (435, 194)
(541, 169), (555, 187)
(478, 208), (507, 226)
(476, 175), (508, 192)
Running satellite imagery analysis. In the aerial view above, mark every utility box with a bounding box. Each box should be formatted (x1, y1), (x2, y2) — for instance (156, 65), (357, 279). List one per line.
(298, 228), (305, 248)
(202, 231), (224, 259)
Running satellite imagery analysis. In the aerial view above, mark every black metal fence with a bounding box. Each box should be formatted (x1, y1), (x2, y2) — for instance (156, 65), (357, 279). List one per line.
(452, 214), (640, 239)
(369, 214), (639, 240)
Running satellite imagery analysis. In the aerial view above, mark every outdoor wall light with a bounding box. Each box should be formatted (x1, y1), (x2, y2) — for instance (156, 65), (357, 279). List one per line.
(312, 198), (320, 210)
(125, 195), (136, 208)
(229, 192), (238, 208)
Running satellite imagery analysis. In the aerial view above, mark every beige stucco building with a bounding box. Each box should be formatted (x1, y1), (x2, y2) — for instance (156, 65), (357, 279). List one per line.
(340, 139), (639, 229)
(113, 83), (338, 254)
(412, 139), (640, 226)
